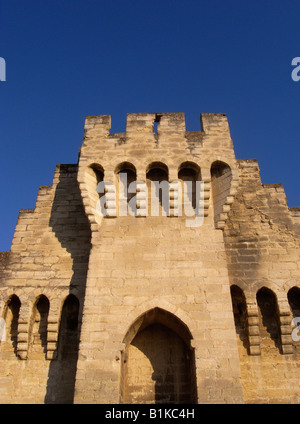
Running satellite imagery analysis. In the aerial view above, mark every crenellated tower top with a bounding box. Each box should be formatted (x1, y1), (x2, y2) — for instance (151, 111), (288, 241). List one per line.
(78, 112), (239, 231)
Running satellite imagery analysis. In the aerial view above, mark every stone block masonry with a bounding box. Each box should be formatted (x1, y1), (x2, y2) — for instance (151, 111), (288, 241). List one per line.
(0, 112), (300, 403)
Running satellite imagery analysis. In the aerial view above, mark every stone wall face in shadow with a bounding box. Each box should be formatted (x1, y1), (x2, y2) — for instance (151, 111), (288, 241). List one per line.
(0, 164), (91, 403)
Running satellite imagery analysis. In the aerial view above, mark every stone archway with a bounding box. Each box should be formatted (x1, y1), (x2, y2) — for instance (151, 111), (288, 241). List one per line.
(120, 307), (197, 404)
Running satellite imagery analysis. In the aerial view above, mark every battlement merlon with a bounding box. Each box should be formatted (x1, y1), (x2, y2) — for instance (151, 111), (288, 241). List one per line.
(84, 115), (111, 139)
(83, 112), (231, 137)
(200, 113), (231, 135)
(126, 112), (186, 134)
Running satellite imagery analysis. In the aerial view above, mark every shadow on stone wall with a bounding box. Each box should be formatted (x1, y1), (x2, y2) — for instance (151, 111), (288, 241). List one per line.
(121, 309), (197, 404)
(129, 323), (197, 404)
(44, 165), (91, 404)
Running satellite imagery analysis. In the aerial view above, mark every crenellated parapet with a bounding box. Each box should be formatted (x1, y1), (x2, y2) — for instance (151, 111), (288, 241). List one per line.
(78, 112), (239, 232)
(1, 110), (300, 404)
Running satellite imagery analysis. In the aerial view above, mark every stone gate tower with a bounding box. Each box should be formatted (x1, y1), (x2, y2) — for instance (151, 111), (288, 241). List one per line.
(1, 112), (300, 404)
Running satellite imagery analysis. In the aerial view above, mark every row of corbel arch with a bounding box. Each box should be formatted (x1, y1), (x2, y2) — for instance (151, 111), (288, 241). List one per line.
(0, 292), (80, 360)
(230, 284), (300, 355)
(81, 159), (238, 228)
(2, 284), (299, 360)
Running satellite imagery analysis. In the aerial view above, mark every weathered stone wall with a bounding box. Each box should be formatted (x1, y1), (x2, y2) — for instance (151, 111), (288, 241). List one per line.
(0, 112), (299, 404)
(224, 159), (300, 403)
(73, 112), (242, 404)
(289, 207), (300, 236)
(0, 164), (91, 403)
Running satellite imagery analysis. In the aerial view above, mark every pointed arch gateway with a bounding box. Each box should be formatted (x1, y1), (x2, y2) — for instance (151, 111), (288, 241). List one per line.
(120, 307), (197, 404)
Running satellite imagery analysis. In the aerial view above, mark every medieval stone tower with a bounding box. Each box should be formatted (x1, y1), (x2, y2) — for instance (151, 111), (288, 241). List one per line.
(1, 112), (300, 404)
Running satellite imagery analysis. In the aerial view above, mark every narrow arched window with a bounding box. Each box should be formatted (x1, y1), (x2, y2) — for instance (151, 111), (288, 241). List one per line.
(146, 162), (169, 216)
(90, 163), (104, 185)
(59, 294), (80, 359)
(288, 287), (300, 317)
(49, 294), (80, 404)
(287, 287), (300, 348)
(115, 162), (137, 216)
(230, 285), (249, 353)
(178, 162), (201, 214)
(2, 295), (21, 356)
(210, 161), (232, 227)
(257, 287), (281, 353)
(29, 295), (49, 357)
(88, 163), (105, 206)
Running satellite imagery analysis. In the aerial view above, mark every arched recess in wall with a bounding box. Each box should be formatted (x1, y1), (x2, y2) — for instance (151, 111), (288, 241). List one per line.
(49, 294), (80, 404)
(87, 163), (104, 211)
(210, 161), (232, 227)
(1, 295), (21, 357)
(58, 294), (80, 360)
(28, 295), (49, 358)
(44, 294), (80, 404)
(256, 287), (282, 354)
(230, 285), (249, 354)
(288, 286), (300, 317)
(89, 163), (104, 184)
(120, 307), (197, 404)
(287, 286), (300, 349)
(146, 162), (169, 216)
(178, 161), (201, 213)
(115, 162), (137, 216)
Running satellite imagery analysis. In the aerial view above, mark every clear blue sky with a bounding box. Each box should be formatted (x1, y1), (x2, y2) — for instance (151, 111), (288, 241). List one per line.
(1, 0), (300, 251)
